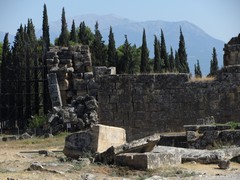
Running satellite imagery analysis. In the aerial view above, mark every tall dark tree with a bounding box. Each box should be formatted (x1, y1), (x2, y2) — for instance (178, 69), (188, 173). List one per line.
(70, 20), (77, 43)
(153, 35), (161, 73)
(12, 24), (26, 128)
(91, 22), (107, 66)
(118, 35), (131, 73)
(178, 27), (189, 73)
(25, 19), (35, 122)
(130, 44), (141, 74)
(174, 50), (180, 72)
(107, 26), (117, 67)
(42, 4), (50, 51)
(169, 47), (175, 72)
(78, 21), (94, 45)
(42, 4), (51, 114)
(58, 7), (69, 46)
(194, 60), (202, 78)
(140, 29), (149, 73)
(1, 33), (12, 125)
(160, 29), (169, 72)
(208, 47), (219, 77)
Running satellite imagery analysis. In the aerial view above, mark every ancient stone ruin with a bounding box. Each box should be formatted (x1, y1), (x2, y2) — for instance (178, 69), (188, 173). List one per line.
(45, 35), (240, 170)
(224, 33), (240, 66)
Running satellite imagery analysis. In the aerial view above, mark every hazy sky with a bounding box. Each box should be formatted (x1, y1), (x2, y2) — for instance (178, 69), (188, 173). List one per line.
(0, 0), (239, 42)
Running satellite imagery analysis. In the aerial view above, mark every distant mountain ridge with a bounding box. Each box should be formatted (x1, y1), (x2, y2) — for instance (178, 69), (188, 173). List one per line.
(1, 14), (225, 75)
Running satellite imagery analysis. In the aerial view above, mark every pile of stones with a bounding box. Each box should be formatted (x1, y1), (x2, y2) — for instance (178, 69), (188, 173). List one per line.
(48, 95), (98, 134)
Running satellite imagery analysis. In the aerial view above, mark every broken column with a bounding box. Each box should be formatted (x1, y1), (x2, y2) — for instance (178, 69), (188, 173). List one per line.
(47, 73), (62, 107)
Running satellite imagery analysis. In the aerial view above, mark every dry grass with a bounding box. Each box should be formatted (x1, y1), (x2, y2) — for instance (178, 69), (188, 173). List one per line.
(190, 76), (215, 82)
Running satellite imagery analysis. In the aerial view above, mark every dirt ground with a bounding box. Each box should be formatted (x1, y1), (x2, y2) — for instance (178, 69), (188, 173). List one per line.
(0, 134), (239, 180)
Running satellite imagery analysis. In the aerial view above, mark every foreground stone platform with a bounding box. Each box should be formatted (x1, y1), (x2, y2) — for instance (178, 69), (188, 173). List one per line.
(152, 146), (240, 164)
(116, 152), (181, 170)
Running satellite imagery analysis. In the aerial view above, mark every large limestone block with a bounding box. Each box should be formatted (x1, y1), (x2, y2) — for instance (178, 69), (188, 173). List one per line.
(116, 152), (181, 170)
(63, 124), (126, 158)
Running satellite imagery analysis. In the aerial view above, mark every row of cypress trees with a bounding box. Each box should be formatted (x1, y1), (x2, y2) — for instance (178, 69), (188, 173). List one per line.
(54, 7), (190, 74)
(0, 4), (51, 129)
(0, 4), (219, 129)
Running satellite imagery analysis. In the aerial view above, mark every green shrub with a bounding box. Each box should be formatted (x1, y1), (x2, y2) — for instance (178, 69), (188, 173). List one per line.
(28, 115), (48, 129)
(226, 121), (239, 129)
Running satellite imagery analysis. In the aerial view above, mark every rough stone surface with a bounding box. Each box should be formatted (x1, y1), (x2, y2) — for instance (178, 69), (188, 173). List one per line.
(47, 95), (98, 134)
(96, 134), (160, 164)
(152, 146), (240, 164)
(223, 34), (240, 66)
(63, 124), (126, 158)
(97, 68), (240, 141)
(218, 159), (230, 169)
(2, 136), (17, 142)
(116, 152), (181, 170)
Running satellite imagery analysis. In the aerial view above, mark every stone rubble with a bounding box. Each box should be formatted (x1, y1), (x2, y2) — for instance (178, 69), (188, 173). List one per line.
(47, 95), (98, 134)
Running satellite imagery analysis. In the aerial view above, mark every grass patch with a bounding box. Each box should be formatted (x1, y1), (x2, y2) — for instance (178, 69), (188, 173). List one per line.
(190, 76), (215, 82)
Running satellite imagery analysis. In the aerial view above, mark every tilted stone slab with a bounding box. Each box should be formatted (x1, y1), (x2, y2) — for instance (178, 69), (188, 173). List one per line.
(95, 134), (160, 164)
(116, 152), (181, 170)
(63, 124), (126, 158)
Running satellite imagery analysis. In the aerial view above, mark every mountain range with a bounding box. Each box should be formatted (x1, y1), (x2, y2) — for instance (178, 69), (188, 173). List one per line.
(1, 14), (225, 75)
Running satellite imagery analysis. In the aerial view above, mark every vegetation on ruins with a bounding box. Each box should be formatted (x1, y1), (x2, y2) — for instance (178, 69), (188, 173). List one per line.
(42, 4), (50, 51)
(78, 21), (94, 46)
(160, 29), (169, 72)
(178, 27), (189, 73)
(153, 35), (161, 73)
(57, 7), (69, 47)
(194, 60), (202, 78)
(208, 47), (219, 77)
(69, 20), (77, 43)
(140, 29), (150, 73)
(0, 5), (195, 130)
(91, 22), (107, 66)
(107, 26), (117, 67)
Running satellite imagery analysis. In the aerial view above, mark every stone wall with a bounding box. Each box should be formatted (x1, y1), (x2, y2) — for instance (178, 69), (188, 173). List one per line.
(223, 34), (240, 66)
(97, 66), (240, 141)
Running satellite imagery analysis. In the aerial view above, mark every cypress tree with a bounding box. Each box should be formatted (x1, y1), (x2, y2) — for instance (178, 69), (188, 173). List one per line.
(140, 29), (149, 73)
(169, 47), (175, 72)
(194, 60), (202, 78)
(42, 4), (51, 114)
(12, 24), (25, 128)
(160, 29), (169, 72)
(58, 7), (69, 46)
(153, 35), (161, 73)
(209, 47), (219, 77)
(42, 4), (50, 51)
(107, 26), (117, 67)
(178, 27), (189, 73)
(120, 35), (131, 73)
(175, 50), (180, 72)
(70, 20), (77, 43)
(78, 21), (94, 45)
(91, 22), (106, 66)
(1, 33), (12, 124)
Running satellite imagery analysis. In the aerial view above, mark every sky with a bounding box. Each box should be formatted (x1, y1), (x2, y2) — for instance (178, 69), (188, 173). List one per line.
(0, 0), (239, 42)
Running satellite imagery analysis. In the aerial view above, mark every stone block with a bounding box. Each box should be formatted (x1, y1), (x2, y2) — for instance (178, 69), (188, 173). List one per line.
(184, 125), (198, 131)
(186, 131), (198, 141)
(198, 125), (216, 133)
(74, 79), (86, 91)
(116, 152), (181, 170)
(63, 124), (126, 158)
